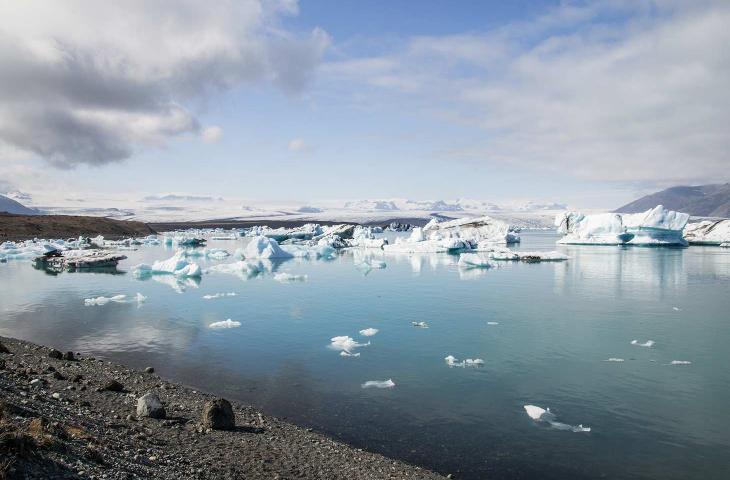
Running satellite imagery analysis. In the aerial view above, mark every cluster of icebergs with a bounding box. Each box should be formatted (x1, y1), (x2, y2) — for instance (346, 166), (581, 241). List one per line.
(555, 205), (730, 246)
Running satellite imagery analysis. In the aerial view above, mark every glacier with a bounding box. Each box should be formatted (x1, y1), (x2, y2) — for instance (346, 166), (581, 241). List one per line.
(555, 205), (689, 246)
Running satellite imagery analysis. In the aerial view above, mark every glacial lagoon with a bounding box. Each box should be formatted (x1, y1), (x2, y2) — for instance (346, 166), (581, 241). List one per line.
(1, 231), (729, 479)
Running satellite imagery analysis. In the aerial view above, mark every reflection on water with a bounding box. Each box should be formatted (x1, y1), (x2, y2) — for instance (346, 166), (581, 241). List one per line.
(1, 231), (730, 480)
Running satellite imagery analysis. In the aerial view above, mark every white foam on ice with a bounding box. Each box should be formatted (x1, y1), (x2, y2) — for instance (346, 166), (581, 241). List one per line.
(523, 405), (591, 432)
(208, 319), (241, 329)
(361, 379), (395, 389)
(359, 328), (379, 337)
(273, 272), (308, 282)
(203, 292), (238, 300)
(631, 340), (655, 347)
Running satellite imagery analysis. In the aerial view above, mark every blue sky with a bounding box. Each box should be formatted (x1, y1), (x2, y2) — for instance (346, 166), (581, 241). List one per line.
(0, 1), (727, 210)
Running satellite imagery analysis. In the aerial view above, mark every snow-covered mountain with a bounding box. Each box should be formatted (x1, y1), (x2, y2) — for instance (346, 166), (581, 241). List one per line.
(0, 194), (40, 215)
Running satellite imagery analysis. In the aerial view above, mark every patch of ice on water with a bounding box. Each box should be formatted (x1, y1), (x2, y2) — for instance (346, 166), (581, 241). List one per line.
(208, 319), (241, 329)
(411, 321), (429, 328)
(361, 379), (395, 389)
(84, 295), (127, 306)
(273, 272), (307, 282)
(672, 307), (681, 311)
(605, 358), (624, 362)
(203, 292), (238, 300)
(631, 340), (655, 347)
(208, 261), (262, 280)
(445, 355), (484, 368)
(329, 336), (370, 356)
(487, 321), (499, 325)
(458, 253), (493, 269)
(359, 328), (379, 337)
(340, 351), (360, 357)
(523, 405), (591, 433)
(668, 360), (692, 365)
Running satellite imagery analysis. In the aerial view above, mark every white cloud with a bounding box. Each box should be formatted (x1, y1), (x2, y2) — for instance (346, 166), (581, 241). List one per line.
(201, 126), (223, 143)
(0, 0), (329, 168)
(288, 138), (308, 152)
(322, 1), (730, 186)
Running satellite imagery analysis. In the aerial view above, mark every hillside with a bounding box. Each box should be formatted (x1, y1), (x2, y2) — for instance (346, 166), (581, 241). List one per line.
(616, 184), (730, 217)
(0, 213), (156, 240)
(0, 193), (40, 215)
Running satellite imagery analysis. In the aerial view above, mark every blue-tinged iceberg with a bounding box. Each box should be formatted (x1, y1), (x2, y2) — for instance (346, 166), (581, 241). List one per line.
(555, 205), (689, 246)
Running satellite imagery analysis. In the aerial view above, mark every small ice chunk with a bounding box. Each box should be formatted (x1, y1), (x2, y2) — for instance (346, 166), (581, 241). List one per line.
(411, 321), (429, 328)
(243, 236), (293, 259)
(672, 307), (681, 311)
(359, 328), (379, 337)
(329, 336), (370, 356)
(631, 340), (655, 347)
(605, 358), (624, 362)
(203, 292), (238, 300)
(340, 351), (360, 357)
(274, 272), (308, 282)
(445, 355), (484, 368)
(487, 321), (499, 325)
(523, 405), (590, 432)
(458, 253), (493, 269)
(136, 293), (146, 304)
(208, 319), (241, 329)
(361, 379), (395, 389)
(669, 360), (692, 365)
(84, 295), (128, 306)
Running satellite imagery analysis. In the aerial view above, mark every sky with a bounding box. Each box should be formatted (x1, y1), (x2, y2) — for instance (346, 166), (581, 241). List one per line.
(0, 0), (728, 210)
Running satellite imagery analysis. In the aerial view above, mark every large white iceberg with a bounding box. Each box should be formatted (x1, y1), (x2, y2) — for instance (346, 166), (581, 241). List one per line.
(683, 219), (730, 245)
(243, 236), (293, 259)
(555, 205), (689, 246)
(133, 251), (202, 277)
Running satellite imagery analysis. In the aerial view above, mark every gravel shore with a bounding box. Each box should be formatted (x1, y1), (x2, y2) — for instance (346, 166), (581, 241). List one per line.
(0, 336), (445, 480)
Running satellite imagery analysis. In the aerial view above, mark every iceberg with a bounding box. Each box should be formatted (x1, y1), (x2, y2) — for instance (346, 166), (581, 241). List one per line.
(668, 360), (692, 365)
(359, 328), (379, 337)
(207, 261), (262, 280)
(347, 226), (388, 249)
(208, 319), (241, 329)
(134, 251), (202, 277)
(243, 236), (294, 259)
(361, 379), (395, 389)
(630, 340), (655, 347)
(523, 405), (591, 433)
(555, 205), (689, 246)
(423, 216), (520, 245)
(488, 249), (567, 262)
(683, 219), (730, 245)
(444, 355), (484, 367)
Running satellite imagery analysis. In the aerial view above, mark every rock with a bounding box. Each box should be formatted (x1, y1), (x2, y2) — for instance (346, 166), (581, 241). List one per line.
(201, 398), (235, 430)
(62, 351), (76, 361)
(137, 393), (166, 419)
(0, 342), (10, 354)
(52, 371), (66, 380)
(103, 380), (124, 392)
(71, 374), (83, 383)
(144, 367), (155, 374)
(48, 349), (63, 359)
(51, 393), (61, 400)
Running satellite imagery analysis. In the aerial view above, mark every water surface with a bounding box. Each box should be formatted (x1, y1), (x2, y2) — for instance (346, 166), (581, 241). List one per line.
(1, 231), (729, 479)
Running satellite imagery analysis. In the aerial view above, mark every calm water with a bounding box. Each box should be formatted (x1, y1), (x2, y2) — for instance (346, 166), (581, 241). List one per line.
(2, 231), (729, 479)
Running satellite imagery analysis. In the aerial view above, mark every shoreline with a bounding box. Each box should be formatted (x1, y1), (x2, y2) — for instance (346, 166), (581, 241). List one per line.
(0, 336), (445, 479)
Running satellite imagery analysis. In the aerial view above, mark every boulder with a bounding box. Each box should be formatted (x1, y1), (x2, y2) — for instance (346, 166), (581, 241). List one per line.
(137, 393), (166, 419)
(144, 367), (155, 374)
(201, 398), (235, 430)
(0, 342), (10, 354)
(102, 380), (124, 392)
(48, 349), (63, 359)
(62, 351), (76, 361)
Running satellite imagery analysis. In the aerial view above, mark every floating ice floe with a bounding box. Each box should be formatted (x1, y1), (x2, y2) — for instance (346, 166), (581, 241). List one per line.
(243, 236), (294, 259)
(359, 328), (379, 337)
(555, 205), (689, 246)
(487, 322), (499, 325)
(412, 321), (429, 328)
(329, 336), (370, 356)
(133, 251), (202, 278)
(491, 249), (568, 262)
(458, 253), (493, 269)
(445, 355), (484, 367)
(523, 405), (591, 432)
(683, 219), (730, 245)
(280, 243), (337, 260)
(182, 248), (230, 259)
(668, 360), (691, 365)
(631, 340), (655, 347)
(347, 226), (388, 249)
(34, 250), (128, 271)
(604, 358), (625, 362)
(84, 293), (146, 306)
(208, 319), (241, 329)
(208, 261), (262, 280)
(672, 307), (681, 311)
(361, 379), (395, 389)
(203, 292), (238, 299)
(273, 272), (307, 282)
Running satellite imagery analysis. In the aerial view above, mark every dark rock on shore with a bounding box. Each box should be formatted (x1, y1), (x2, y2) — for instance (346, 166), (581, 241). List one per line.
(102, 379), (124, 392)
(201, 398), (235, 430)
(48, 349), (63, 359)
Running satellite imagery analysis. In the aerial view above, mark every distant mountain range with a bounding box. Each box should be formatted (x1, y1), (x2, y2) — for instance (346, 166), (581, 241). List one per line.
(0, 194), (40, 215)
(616, 184), (730, 218)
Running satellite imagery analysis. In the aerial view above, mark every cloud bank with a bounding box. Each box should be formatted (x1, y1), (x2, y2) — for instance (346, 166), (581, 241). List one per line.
(0, 0), (329, 168)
